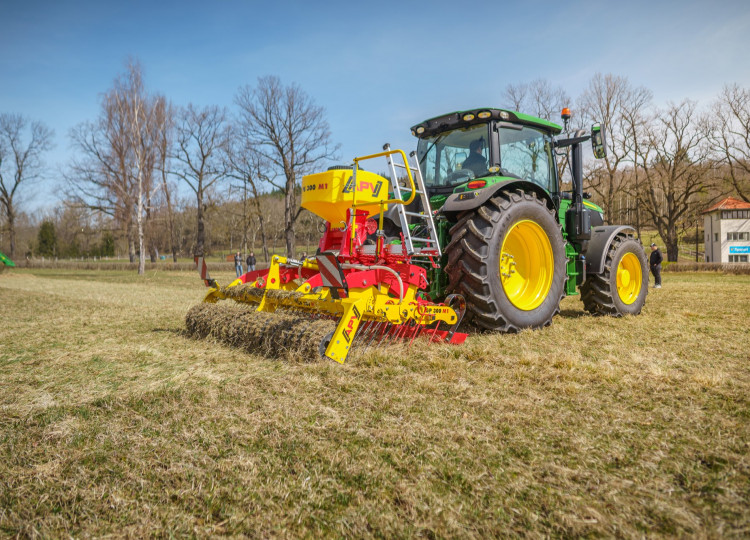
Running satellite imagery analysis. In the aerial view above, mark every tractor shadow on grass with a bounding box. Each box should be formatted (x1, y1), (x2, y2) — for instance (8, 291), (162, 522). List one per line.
(557, 309), (590, 319)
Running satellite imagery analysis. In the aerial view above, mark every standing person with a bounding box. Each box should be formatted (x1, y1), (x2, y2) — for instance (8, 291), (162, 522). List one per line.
(234, 251), (243, 277)
(246, 251), (256, 273)
(649, 243), (663, 289)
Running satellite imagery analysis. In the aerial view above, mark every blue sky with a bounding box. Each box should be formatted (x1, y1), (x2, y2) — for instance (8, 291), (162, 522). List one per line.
(2, 0), (750, 212)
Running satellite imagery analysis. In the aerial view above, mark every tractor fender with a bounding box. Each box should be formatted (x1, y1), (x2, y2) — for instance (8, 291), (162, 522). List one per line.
(584, 225), (637, 275)
(441, 179), (554, 217)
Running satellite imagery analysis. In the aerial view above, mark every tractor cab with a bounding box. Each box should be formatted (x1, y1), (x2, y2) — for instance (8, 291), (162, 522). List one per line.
(412, 108), (562, 197)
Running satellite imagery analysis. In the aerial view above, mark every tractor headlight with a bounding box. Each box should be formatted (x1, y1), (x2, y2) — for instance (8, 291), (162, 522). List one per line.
(478, 111), (492, 119)
(462, 113), (475, 121)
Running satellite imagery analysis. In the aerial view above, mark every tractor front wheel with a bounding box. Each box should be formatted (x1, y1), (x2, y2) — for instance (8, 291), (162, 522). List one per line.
(581, 235), (648, 316)
(445, 190), (567, 332)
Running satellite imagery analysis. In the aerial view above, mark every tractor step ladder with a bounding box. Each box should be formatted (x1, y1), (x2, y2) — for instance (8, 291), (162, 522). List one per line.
(384, 144), (441, 259)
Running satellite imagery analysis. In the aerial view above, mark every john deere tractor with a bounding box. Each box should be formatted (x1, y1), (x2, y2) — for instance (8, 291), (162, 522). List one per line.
(403, 107), (648, 331)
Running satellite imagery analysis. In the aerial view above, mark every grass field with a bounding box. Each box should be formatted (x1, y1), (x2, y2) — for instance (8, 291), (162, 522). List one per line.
(1, 268), (749, 537)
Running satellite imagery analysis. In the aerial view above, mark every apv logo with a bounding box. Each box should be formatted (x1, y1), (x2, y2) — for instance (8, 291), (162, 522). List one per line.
(342, 305), (361, 344)
(342, 177), (383, 197)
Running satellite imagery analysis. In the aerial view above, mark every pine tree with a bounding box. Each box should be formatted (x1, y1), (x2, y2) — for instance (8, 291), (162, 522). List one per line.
(37, 220), (57, 257)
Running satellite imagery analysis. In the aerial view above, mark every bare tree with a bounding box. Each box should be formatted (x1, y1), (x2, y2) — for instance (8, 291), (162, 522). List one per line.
(224, 130), (274, 262)
(620, 85), (654, 237)
(578, 73), (653, 225)
(235, 76), (339, 257)
(710, 83), (750, 202)
(171, 104), (229, 258)
(503, 78), (571, 122)
(153, 96), (178, 261)
(68, 107), (136, 261)
(0, 114), (53, 257)
(637, 100), (717, 261)
(504, 79), (573, 184)
(112, 61), (156, 275)
(67, 61), (161, 273)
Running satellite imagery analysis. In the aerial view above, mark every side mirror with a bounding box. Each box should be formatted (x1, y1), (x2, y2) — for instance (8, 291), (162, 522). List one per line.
(591, 123), (607, 159)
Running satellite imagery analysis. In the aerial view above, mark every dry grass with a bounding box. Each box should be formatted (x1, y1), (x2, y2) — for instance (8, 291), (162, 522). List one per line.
(665, 261), (750, 274)
(14, 260), (236, 272)
(1, 268), (749, 537)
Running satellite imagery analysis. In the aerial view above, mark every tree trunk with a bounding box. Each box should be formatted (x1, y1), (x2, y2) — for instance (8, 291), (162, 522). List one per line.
(633, 168), (642, 239)
(284, 189), (295, 257)
(7, 204), (16, 258)
(249, 181), (269, 263)
(285, 223), (295, 258)
(145, 193), (157, 264)
(127, 221), (136, 263)
(665, 224), (679, 262)
(242, 179), (248, 257)
(195, 192), (205, 257)
(284, 166), (297, 257)
(137, 191), (145, 275)
(666, 242), (679, 262)
(163, 172), (177, 262)
(258, 214), (269, 263)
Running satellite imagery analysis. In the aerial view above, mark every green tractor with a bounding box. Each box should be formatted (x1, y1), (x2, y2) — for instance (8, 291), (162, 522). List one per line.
(0, 250), (15, 273)
(187, 107), (648, 363)
(399, 107), (648, 331)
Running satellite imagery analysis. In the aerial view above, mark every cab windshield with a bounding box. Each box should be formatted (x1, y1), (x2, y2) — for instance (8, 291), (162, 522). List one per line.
(417, 124), (489, 188)
(417, 123), (557, 193)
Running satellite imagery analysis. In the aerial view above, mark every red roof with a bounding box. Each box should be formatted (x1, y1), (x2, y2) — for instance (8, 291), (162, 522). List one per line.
(703, 196), (750, 213)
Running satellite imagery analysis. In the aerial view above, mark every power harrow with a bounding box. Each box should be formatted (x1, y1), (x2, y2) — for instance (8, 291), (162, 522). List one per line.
(187, 148), (467, 363)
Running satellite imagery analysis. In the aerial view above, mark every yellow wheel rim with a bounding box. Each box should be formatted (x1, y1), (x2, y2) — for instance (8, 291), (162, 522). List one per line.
(617, 252), (642, 305)
(499, 220), (554, 311)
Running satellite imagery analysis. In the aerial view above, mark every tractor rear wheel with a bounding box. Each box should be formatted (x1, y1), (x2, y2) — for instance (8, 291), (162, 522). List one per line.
(445, 190), (567, 332)
(581, 235), (648, 316)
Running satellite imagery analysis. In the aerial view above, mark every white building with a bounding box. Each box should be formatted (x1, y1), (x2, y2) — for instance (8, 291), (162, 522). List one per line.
(704, 197), (750, 263)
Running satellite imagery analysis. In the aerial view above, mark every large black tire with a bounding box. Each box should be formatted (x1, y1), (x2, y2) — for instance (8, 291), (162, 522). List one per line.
(444, 190), (568, 332)
(581, 235), (648, 316)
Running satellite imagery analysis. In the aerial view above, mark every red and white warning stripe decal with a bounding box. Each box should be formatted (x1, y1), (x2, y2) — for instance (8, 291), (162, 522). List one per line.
(194, 256), (212, 286)
(316, 252), (347, 289)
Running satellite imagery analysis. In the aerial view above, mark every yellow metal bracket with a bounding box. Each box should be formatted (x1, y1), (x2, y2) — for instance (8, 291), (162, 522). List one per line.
(324, 289), (373, 363)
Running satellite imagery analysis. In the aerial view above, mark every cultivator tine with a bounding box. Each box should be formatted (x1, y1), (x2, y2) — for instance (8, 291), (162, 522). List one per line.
(377, 322), (393, 345)
(363, 321), (384, 350)
(409, 322), (424, 347)
(404, 319), (421, 346)
(354, 321), (374, 353)
(362, 320), (382, 353)
(353, 320), (367, 345)
(428, 322), (442, 343)
(394, 321), (410, 341)
(361, 321), (376, 341)
(385, 323), (401, 345)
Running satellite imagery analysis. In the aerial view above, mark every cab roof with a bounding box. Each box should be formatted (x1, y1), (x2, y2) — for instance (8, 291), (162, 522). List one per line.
(411, 108), (562, 138)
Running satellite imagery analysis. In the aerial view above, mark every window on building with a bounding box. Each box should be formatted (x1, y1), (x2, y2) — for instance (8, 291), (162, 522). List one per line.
(728, 255), (749, 263)
(714, 233), (719, 242)
(726, 231), (750, 241)
(721, 210), (750, 219)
